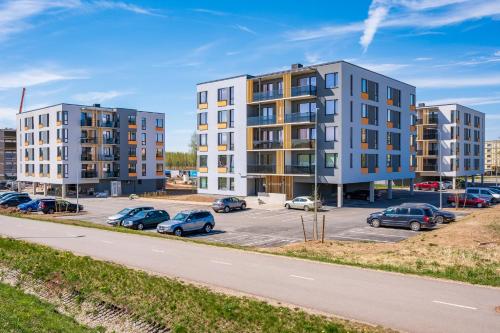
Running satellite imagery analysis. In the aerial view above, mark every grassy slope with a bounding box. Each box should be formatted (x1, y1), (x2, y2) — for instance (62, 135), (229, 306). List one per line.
(0, 238), (384, 333)
(0, 282), (100, 333)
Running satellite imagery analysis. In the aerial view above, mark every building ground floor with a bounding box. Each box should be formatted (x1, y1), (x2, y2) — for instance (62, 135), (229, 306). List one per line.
(415, 173), (484, 189)
(20, 178), (165, 198)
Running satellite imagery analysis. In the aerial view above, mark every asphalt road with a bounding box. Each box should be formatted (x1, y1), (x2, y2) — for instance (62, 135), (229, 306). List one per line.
(0, 215), (498, 333)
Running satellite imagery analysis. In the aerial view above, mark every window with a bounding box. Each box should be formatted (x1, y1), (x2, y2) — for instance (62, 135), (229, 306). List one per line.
(387, 109), (401, 128)
(350, 74), (353, 96)
(156, 133), (164, 143)
(57, 128), (68, 143)
(229, 86), (234, 105)
(156, 148), (163, 158)
(229, 132), (235, 151)
(141, 133), (147, 145)
(142, 163), (147, 176)
(57, 146), (68, 161)
(325, 99), (338, 115)
(57, 111), (68, 125)
(350, 101), (353, 122)
(128, 115), (136, 125)
(325, 153), (338, 168)
(38, 114), (49, 127)
(298, 102), (316, 114)
(218, 88), (228, 101)
(387, 87), (401, 107)
(156, 118), (164, 128)
(229, 155), (234, 173)
(218, 110), (228, 123)
(350, 153), (353, 168)
(218, 132), (228, 145)
(198, 91), (207, 104)
(218, 177), (228, 190)
(199, 134), (207, 146)
(141, 117), (146, 130)
(361, 104), (379, 125)
(325, 125), (337, 142)
(128, 131), (136, 141)
(141, 148), (146, 160)
(218, 155), (227, 167)
(128, 147), (136, 157)
(361, 78), (379, 101)
(229, 109), (235, 128)
(199, 176), (208, 189)
(156, 163), (163, 173)
(350, 127), (353, 148)
(325, 72), (338, 88)
(128, 163), (137, 173)
(361, 128), (378, 149)
(229, 177), (235, 191)
(198, 112), (208, 125)
(199, 155), (208, 167)
(410, 94), (416, 106)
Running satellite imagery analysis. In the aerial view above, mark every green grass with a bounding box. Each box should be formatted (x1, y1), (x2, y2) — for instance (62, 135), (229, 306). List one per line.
(0, 238), (381, 333)
(0, 282), (100, 333)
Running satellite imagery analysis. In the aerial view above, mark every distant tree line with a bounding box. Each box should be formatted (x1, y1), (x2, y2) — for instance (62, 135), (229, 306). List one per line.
(165, 152), (196, 169)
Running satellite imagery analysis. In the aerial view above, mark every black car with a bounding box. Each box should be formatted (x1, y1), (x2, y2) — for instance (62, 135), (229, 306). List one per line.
(39, 199), (83, 214)
(121, 209), (170, 230)
(0, 195), (31, 207)
(400, 203), (455, 224)
(345, 189), (382, 200)
(367, 205), (436, 231)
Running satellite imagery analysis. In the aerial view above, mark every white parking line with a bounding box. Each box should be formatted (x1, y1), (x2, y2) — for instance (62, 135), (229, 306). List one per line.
(151, 249), (165, 253)
(290, 274), (315, 281)
(210, 260), (232, 266)
(432, 300), (478, 310)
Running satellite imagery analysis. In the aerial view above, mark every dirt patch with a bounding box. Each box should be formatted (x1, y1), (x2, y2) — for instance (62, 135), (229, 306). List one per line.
(142, 193), (218, 203)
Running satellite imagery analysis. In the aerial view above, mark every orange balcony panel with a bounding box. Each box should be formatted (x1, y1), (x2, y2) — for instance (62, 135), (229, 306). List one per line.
(387, 99), (393, 106)
(217, 167), (227, 173)
(199, 145), (208, 152)
(386, 167), (392, 173)
(361, 167), (368, 174)
(387, 144), (393, 151)
(128, 172), (137, 177)
(361, 118), (369, 125)
(410, 105), (416, 111)
(361, 142), (368, 150)
(155, 127), (164, 131)
(56, 121), (62, 126)
(57, 156), (62, 161)
(218, 144), (227, 151)
(198, 124), (208, 131)
(156, 141), (164, 146)
(128, 156), (137, 161)
(217, 122), (227, 129)
(24, 126), (29, 130)
(198, 103), (208, 110)
(128, 140), (137, 145)
(375, 167), (379, 173)
(217, 100), (228, 107)
(198, 167), (208, 173)
(361, 92), (369, 100)
(38, 140), (43, 145)
(24, 142), (29, 146)
(410, 125), (416, 132)
(38, 124), (44, 128)
(24, 157), (28, 161)
(57, 174), (63, 179)
(128, 124), (137, 129)
(156, 156), (164, 161)
(387, 121), (393, 128)
(156, 171), (164, 176)
(57, 138), (62, 144)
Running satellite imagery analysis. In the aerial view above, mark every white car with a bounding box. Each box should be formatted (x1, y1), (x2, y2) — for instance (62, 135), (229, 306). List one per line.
(284, 196), (322, 211)
(441, 181), (453, 189)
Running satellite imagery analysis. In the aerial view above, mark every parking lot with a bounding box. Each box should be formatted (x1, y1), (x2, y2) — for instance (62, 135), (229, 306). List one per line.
(59, 189), (470, 247)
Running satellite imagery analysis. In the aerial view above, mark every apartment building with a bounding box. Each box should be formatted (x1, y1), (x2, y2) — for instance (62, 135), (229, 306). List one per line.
(485, 140), (500, 175)
(16, 103), (165, 196)
(416, 103), (485, 187)
(0, 129), (17, 180)
(196, 61), (417, 207)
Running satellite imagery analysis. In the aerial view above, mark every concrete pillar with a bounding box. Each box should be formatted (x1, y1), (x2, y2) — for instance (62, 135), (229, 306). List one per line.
(43, 184), (48, 196)
(61, 184), (66, 198)
(452, 176), (456, 190)
(481, 174), (484, 185)
(32, 182), (37, 195)
(409, 178), (414, 196)
(337, 184), (343, 208)
(471, 175), (475, 185)
(369, 181), (375, 203)
(387, 180), (393, 199)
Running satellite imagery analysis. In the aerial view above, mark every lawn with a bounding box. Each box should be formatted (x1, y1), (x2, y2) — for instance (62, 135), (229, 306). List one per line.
(0, 238), (387, 333)
(0, 282), (100, 333)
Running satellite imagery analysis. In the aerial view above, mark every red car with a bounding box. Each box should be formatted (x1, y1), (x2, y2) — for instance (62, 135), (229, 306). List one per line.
(447, 193), (489, 208)
(414, 181), (440, 191)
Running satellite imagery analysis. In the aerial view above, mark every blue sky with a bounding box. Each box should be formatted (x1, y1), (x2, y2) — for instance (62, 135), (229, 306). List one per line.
(0, 0), (499, 151)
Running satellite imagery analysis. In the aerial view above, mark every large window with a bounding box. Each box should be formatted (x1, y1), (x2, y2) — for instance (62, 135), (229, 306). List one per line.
(218, 132), (228, 145)
(128, 115), (136, 125)
(197, 112), (207, 125)
(156, 133), (164, 143)
(199, 176), (208, 189)
(141, 133), (147, 145)
(142, 163), (147, 176)
(141, 117), (146, 130)
(199, 134), (207, 146)
(325, 99), (338, 115)
(218, 110), (228, 123)
(325, 125), (337, 142)
(361, 104), (379, 125)
(325, 72), (338, 88)
(229, 109), (235, 128)
(156, 118), (164, 128)
(218, 88), (228, 101)
(128, 131), (136, 141)
(198, 91), (207, 104)
(218, 177), (228, 190)
(325, 153), (338, 168)
(361, 78), (379, 102)
(387, 87), (401, 107)
(199, 155), (208, 167)
(229, 86), (234, 105)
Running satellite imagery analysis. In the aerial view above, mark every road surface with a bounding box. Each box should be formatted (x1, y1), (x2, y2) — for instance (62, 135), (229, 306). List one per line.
(0, 215), (498, 333)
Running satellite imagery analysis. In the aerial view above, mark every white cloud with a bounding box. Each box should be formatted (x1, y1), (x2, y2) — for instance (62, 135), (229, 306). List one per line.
(72, 90), (131, 104)
(495, 51), (500, 57)
(408, 75), (500, 88)
(425, 95), (500, 106)
(191, 8), (227, 16)
(90, 1), (161, 16)
(414, 57), (432, 61)
(360, 2), (389, 51)
(0, 107), (18, 128)
(0, 68), (87, 90)
(234, 24), (256, 35)
(304, 52), (324, 65)
(287, 22), (363, 41)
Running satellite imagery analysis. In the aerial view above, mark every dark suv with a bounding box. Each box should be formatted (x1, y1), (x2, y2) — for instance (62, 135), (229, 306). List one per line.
(367, 205), (435, 231)
(40, 199), (83, 214)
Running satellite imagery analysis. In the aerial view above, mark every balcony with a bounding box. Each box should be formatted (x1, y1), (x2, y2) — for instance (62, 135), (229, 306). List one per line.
(291, 139), (315, 149)
(81, 171), (98, 178)
(252, 89), (283, 102)
(252, 140), (283, 149)
(291, 85), (317, 97)
(102, 137), (119, 144)
(247, 164), (276, 174)
(81, 137), (98, 144)
(285, 112), (315, 124)
(422, 164), (438, 171)
(285, 165), (314, 174)
(103, 171), (120, 178)
(98, 120), (119, 128)
(422, 133), (438, 140)
(98, 154), (119, 161)
(247, 115), (276, 126)
(81, 154), (95, 161)
(80, 119), (93, 127)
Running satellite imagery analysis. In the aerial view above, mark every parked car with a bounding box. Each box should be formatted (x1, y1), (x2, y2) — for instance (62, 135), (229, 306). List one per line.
(39, 199), (83, 214)
(344, 189), (382, 200)
(442, 181), (453, 189)
(212, 197), (247, 213)
(106, 206), (154, 226)
(0, 192), (28, 201)
(400, 202), (455, 224)
(284, 196), (322, 211)
(122, 209), (170, 230)
(413, 181), (441, 191)
(465, 187), (499, 203)
(17, 199), (41, 213)
(0, 191), (16, 200)
(95, 191), (108, 198)
(447, 193), (489, 208)
(157, 210), (215, 236)
(367, 205), (436, 231)
(0, 195), (31, 208)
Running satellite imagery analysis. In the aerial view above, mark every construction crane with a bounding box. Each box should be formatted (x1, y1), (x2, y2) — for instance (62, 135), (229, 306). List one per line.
(19, 87), (26, 113)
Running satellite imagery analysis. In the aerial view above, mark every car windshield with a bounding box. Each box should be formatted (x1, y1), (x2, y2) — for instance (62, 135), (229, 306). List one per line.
(489, 188), (500, 194)
(134, 211), (149, 218)
(172, 213), (189, 221)
(427, 204), (438, 211)
(118, 208), (133, 215)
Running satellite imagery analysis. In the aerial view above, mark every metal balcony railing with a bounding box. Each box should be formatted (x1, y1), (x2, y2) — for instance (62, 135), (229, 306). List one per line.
(98, 120), (119, 127)
(285, 165), (314, 174)
(81, 155), (95, 161)
(247, 115), (276, 126)
(422, 165), (438, 171)
(80, 119), (93, 126)
(291, 139), (315, 149)
(98, 154), (120, 161)
(252, 140), (283, 149)
(81, 171), (98, 178)
(103, 171), (120, 178)
(247, 164), (276, 173)
(252, 89), (283, 102)
(102, 137), (119, 144)
(81, 137), (98, 144)
(291, 85), (317, 97)
(285, 112), (315, 123)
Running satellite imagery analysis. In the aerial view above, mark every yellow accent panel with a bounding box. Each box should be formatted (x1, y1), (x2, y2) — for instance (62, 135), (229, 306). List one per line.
(387, 144), (393, 151)
(247, 79), (254, 103)
(198, 124), (208, 131)
(276, 100), (284, 124)
(199, 145), (208, 152)
(276, 150), (284, 174)
(56, 121), (62, 126)
(57, 156), (62, 161)
(24, 142), (29, 146)
(361, 143), (368, 150)
(387, 99), (393, 106)
(247, 128), (253, 150)
(217, 167), (227, 173)
(217, 100), (228, 107)
(217, 145), (227, 151)
(283, 124), (292, 149)
(38, 124), (43, 128)
(283, 73), (291, 98)
(361, 167), (368, 174)
(387, 121), (393, 128)
(198, 167), (208, 173)
(361, 92), (369, 100)
(217, 122), (227, 129)
(198, 103), (208, 110)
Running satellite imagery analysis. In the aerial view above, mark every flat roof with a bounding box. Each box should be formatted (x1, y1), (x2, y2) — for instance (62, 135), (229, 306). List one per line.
(417, 103), (483, 113)
(21, 103), (163, 115)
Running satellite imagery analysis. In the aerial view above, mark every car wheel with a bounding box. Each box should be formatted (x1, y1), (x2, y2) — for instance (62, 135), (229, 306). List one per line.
(27, 207), (32, 213)
(304, 205), (310, 212)
(450, 202), (456, 207)
(137, 223), (144, 230)
(410, 221), (421, 231)
(48, 208), (54, 214)
(174, 228), (183, 237)
(477, 203), (483, 208)
(285, 204), (290, 209)
(224, 206), (230, 213)
(240, 203), (246, 210)
(435, 215), (444, 224)
(203, 223), (212, 233)
(371, 218), (381, 228)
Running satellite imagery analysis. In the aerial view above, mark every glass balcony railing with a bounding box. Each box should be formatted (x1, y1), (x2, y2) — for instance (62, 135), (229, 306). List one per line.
(252, 89), (283, 102)
(285, 165), (314, 174)
(80, 119), (93, 126)
(98, 120), (119, 127)
(103, 171), (120, 178)
(81, 171), (98, 178)
(291, 139), (315, 149)
(422, 133), (438, 140)
(247, 164), (276, 173)
(252, 140), (283, 149)
(247, 115), (276, 126)
(285, 112), (316, 123)
(98, 154), (120, 161)
(80, 155), (94, 161)
(422, 164), (438, 171)
(81, 137), (98, 144)
(102, 137), (119, 144)
(291, 85), (317, 97)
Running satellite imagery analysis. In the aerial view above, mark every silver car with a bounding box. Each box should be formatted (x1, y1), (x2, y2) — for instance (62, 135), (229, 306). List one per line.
(284, 196), (321, 211)
(157, 210), (215, 236)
